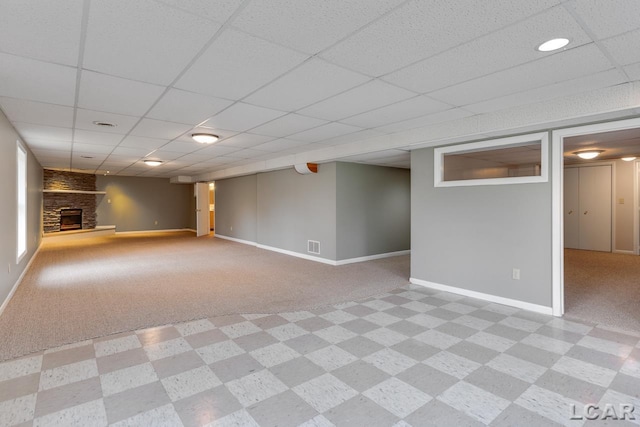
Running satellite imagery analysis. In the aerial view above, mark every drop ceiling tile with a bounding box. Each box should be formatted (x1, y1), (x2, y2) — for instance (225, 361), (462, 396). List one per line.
(74, 109), (140, 134)
(155, 0), (244, 24)
(600, 29), (640, 66)
(161, 140), (202, 153)
(0, 0), (82, 66)
(112, 146), (154, 157)
(321, 0), (560, 76)
(233, 0), (404, 54)
(196, 144), (244, 157)
(203, 102), (287, 132)
(244, 58), (370, 111)
(376, 108), (474, 133)
(288, 122), (362, 143)
(84, 0), (220, 85)
(73, 129), (125, 146)
(252, 138), (308, 152)
(0, 98), (74, 127)
(341, 95), (451, 128)
(319, 129), (386, 146)
(298, 80), (416, 121)
(569, 0), (640, 39)
(147, 151), (184, 161)
(0, 53), (77, 106)
(382, 6), (592, 93)
(27, 139), (73, 152)
(147, 89), (233, 125)
(217, 133), (275, 149)
(78, 71), (165, 116)
(464, 69), (627, 114)
(176, 28), (308, 100)
(119, 136), (169, 150)
(625, 62), (640, 80)
(130, 118), (192, 140)
(72, 143), (114, 155)
(13, 122), (72, 141)
(428, 44), (613, 106)
(250, 113), (328, 137)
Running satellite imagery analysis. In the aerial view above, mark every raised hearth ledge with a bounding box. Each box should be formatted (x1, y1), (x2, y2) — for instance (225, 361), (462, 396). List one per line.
(43, 189), (106, 194)
(43, 225), (116, 243)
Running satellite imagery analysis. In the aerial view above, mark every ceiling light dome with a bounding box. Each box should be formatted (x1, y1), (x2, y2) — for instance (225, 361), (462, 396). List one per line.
(537, 38), (570, 52)
(144, 160), (162, 166)
(192, 133), (219, 144)
(574, 150), (603, 160)
(621, 156), (637, 162)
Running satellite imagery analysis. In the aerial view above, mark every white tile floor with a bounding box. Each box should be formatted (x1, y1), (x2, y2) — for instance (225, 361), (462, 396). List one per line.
(1, 284), (639, 426)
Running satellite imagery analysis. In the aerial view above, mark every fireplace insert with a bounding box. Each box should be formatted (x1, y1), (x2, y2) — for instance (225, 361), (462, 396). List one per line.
(60, 208), (82, 231)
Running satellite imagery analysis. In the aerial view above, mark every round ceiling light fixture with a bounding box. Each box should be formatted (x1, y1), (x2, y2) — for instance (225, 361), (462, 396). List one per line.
(192, 133), (219, 144)
(621, 156), (637, 162)
(144, 160), (163, 166)
(537, 38), (570, 52)
(574, 150), (604, 160)
(92, 121), (117, 128)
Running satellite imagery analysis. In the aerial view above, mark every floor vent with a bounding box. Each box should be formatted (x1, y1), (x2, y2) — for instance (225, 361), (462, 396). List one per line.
(307, 240), (320, 254)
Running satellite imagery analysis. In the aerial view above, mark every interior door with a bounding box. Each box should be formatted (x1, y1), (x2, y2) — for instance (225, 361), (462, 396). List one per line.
(564, 168), (580, 249)
(195, 182), (209, 237)
(579, 165), (612, 252)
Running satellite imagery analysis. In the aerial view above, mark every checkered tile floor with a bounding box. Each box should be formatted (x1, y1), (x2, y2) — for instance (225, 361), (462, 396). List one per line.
(2, 284), (639, 426)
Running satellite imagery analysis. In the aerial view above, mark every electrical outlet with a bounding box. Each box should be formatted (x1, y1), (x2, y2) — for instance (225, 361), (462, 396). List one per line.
(154, 220), (158, 225)
(8, 263), (11, 273)
(512, 268), (520, 280)
(230, 226), (233, 231)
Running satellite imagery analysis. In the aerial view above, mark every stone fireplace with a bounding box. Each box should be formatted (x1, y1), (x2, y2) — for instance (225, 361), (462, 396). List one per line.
(60, 208), (83, 231)
(44, 170), (98, 233)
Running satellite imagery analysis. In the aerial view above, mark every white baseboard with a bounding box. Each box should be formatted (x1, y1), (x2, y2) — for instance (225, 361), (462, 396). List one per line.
(0, 244), (41, 318)
(256, 244), (336, 265)
(613, 249), (636, 255)
(115, 228), (194, 235)
(335, 250), (410, 266)
(409, 277), (553, 316)
(215, 235), (408, 266)
(215, 234), (258, 246)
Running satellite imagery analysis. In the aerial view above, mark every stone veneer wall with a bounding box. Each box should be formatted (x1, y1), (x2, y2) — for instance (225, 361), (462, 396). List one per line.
(43, 170), (97, 233)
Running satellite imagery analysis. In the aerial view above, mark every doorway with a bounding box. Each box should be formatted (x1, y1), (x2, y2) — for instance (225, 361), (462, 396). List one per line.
(552, 118), (640, 330)
(209, 182), (215, 234)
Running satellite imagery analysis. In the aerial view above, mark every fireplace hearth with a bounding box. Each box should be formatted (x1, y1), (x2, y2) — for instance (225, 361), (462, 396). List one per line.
(60, 209), (82, 231)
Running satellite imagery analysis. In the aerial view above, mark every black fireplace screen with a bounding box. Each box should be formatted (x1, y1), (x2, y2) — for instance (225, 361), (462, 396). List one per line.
(60, 209), (82, 231)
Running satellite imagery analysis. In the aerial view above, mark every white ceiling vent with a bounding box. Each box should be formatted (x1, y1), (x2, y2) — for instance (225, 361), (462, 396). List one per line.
(307, 240), (320, 254)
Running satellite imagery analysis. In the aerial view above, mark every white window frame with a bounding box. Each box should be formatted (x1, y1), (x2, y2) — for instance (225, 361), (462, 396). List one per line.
(17, 141), (27, 263)
(434, 132), (549, 187)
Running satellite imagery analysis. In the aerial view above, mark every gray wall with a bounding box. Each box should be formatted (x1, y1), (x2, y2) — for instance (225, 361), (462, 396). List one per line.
(0, 109), (42, 307)
(215, 174), (258, 242)
(336, 162), (410, 260)
(411, 146), (552, 307)
(96, 176), (193, 232)
(614, 159), (635, 252)
(257, 164), (337, 261)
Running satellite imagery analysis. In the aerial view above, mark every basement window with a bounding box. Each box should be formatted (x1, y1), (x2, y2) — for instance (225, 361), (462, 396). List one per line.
(434, 132), (548, 187)
(17, 141), (27, 262)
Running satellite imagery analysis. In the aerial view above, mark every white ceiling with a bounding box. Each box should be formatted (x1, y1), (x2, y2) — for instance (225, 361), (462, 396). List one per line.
(1, 0), (639, 177)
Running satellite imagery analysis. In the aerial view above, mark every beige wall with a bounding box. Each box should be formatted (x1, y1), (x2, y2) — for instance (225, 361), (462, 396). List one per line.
(0, 109), (42, 308)
(615, 159), (636, 252)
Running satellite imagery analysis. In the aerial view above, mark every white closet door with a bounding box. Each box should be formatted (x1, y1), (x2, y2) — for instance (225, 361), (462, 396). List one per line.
(564, 168), (580, 249)
(579, 165), (612, 252)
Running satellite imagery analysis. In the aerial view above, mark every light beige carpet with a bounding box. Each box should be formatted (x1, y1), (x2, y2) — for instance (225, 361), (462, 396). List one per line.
(564, 249), (640, 332)
(0, 232), (409, 361)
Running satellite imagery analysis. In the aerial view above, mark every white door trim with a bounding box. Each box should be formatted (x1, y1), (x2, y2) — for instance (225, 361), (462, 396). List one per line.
(551, 117), (640, 317)
(635, 160), (640, 255)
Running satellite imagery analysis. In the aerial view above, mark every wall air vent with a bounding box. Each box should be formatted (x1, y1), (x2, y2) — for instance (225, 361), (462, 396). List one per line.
(307, 240), (320, 254)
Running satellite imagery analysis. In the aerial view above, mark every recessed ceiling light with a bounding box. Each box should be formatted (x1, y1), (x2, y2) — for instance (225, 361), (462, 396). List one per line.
(622, 156), (637, 161)
(144, 160), (162, 166)
(537, 38), (570, 52)
(574, 150), (604, 160)
(92, 121), (117, 128)
(192, 133), (219, 144)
